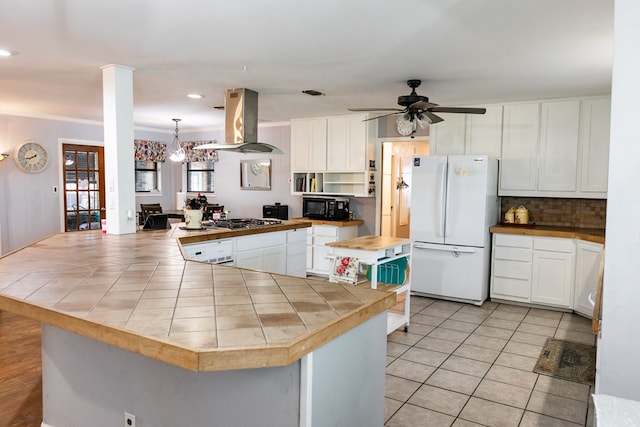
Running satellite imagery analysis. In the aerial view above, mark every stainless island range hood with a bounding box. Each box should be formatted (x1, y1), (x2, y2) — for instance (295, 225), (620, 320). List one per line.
(195, 88), (283, 154)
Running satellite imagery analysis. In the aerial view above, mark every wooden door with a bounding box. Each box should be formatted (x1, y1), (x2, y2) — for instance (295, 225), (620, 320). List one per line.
(63, 144), (106, 231)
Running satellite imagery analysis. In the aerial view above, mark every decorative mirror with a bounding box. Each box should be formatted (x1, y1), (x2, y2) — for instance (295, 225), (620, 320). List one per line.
(240, 159), (271, 190)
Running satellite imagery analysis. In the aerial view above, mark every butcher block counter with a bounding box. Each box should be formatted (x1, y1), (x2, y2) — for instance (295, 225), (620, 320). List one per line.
(490, 224), (605, 244)
(0, 223), (394, 426)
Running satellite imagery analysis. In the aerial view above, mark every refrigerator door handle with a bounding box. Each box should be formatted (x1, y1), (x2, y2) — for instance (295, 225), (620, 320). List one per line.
(444, 161), (454, 238)
(413, 242), (477, 254)
(438, 162), (447, 237)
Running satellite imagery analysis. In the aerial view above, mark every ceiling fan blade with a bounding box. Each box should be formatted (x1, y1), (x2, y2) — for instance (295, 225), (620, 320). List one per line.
(429, 106), (487, 114)
(348, 108), (404, 112)
(362, 111), (404, 122)
(423, 111), (444, 124)
(409, 100), (438, 110)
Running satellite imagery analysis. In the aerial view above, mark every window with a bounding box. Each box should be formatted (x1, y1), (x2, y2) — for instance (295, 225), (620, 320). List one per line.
(135, 161), (161, 192)
(187, 161), (215, 193)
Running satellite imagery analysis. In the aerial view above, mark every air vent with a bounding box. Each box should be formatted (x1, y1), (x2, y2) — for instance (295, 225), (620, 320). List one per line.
(213, 105), (225, 110)
(302, 90), (325, 96)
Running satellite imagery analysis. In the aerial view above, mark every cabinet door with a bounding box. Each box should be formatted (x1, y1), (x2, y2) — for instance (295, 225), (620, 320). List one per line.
(574, 241), (603, 317)
(430, 113), (466, 155)
(235, 249), (263, 271)
(465, 105), (503, 157)
(538, 100), (580, 192)
(327, 115), (367, 171)
(531, 250), (574, 307)
(291, 118), (327, 171)
(263, 246), (286, 275)
(500, 103), (540, 192)
(579, 98), (610, 195)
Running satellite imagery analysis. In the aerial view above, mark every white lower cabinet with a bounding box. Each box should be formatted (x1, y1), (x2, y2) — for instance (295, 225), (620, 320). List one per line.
(234, 232), (287, 275)
(307, 224), (359, 276)
(286, 228), (307, 278)
(573, 241), (604, 318)
(531, 238), (575, 307)
(491, 233), (604, 314)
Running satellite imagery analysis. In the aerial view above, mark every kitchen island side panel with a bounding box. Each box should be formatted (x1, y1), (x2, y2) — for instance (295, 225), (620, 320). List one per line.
(41, 325), (300, 427)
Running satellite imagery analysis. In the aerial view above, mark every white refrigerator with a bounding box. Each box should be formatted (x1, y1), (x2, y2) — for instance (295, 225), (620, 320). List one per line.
(409, 155), (499, 305)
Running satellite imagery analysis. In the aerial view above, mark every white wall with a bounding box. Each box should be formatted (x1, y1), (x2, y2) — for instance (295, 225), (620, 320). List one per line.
(596, 0), (640, 400)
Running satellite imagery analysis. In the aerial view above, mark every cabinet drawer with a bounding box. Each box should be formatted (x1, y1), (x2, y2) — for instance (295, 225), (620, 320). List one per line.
(493, 259), (532, 280)
(314, 236), (337, 246)
(236, 232), (286, 252)
(313, 225), (338, 237)
(287, 228), (307, 243)
(492, 277), (531, 300)
(533, 237), (574, 253)
(493, 246), (531, 262)
(494, 234), (532, 248)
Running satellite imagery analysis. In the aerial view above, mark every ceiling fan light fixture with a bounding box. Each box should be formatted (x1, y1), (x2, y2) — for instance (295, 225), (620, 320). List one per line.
(416, 113), (431, 129)
(168, 118), (186, 162)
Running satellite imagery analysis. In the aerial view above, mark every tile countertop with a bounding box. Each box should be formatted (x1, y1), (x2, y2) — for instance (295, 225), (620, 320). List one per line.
(0, 223), (395, 372)
(489, 224), (605, 244)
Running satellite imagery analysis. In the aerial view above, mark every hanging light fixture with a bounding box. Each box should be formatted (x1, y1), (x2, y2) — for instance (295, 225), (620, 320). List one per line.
(168, 118), (186, 162)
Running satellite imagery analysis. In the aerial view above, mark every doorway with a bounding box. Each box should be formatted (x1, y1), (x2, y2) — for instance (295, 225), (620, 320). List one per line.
(380, 140), (429, 238)
(62, 144), (106, 231)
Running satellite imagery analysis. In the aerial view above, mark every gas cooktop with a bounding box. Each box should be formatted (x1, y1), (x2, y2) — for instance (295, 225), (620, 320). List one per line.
(209, 218), (282, 229)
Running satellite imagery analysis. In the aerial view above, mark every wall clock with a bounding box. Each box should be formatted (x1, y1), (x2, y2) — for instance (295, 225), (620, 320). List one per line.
(251, 162), (263, 175)
(14, 141), (49, 173)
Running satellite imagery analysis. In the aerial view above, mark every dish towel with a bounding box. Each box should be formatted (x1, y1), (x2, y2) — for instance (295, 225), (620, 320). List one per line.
(330, 256), (359, 285)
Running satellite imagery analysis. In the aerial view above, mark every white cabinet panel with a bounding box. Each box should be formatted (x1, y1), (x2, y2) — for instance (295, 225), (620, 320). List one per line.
(500, 103), (540, 192)
(465, 105), (503, 157)
(579, 98), (611, 194)
(538, 100), (580, 192)
(327, 115), (367, 171)
(531, 249), (574, 307)
(430, 113), (466, 155)
(574, 241), (603, 318)
(307, 224), (359, 276)
(291, 118), (327, 171)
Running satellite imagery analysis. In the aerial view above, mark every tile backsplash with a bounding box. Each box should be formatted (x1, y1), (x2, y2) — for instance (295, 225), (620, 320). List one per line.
(501, 197), (606, 229)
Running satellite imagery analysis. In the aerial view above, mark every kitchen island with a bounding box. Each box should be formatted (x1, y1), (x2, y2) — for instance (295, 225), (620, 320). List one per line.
(0, 222), (395, 427)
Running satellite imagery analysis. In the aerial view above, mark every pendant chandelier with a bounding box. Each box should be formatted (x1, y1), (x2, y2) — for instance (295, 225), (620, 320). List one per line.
(168, 118), (186, 162)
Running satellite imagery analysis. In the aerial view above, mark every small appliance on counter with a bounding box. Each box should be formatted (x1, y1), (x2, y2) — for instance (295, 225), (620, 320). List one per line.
(263, 203), (288, 220)
(302, 196), (350, 220)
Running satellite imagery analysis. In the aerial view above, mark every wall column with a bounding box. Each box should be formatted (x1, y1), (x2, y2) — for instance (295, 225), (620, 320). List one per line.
(101, 64), (136, 235)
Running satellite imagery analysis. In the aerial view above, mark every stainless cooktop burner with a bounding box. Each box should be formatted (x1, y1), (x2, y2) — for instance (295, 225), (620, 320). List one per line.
(211, 218), (282, 229)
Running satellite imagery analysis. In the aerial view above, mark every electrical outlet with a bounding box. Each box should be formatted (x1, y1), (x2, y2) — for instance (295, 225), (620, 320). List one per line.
(124, 412), (136, 427)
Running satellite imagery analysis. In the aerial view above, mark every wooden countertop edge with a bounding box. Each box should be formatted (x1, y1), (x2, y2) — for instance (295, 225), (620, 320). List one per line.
(289, 218), (365, 227)
(1, 286), (395, 372)
(176, 221), (312, 245)
(489, 225), (605, 244)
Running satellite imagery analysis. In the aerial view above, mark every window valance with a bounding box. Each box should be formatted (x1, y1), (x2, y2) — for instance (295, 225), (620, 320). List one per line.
(183, 140), (219, 163)
(134, 140), (166, 162)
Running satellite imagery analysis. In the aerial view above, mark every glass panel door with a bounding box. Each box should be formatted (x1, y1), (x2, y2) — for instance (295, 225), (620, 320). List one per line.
(63, 144), (105, 231)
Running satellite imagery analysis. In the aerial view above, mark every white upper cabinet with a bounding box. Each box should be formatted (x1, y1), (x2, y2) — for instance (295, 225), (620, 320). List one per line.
(291, 118), (327, 171)
(499, 96), (610, 199)
(327, 114), (368, 171)
(291, 113), (374, 196)
(500, 102), (541, 192)
(429, 105), (503, 157)
(579, 97), (611, 195)
(429, 113), (466, 155)
(465, 105), (504, 157)
(537, 100), (581, 192)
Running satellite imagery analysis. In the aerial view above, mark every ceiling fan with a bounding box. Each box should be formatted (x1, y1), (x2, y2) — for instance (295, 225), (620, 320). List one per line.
(349, 79), (486, 136)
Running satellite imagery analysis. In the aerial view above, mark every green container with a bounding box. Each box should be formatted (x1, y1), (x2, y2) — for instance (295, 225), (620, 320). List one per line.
(367, 257), (408, 285)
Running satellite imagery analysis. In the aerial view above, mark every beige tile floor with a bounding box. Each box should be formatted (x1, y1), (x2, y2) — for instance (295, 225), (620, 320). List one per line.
(385, 296), (595, 427)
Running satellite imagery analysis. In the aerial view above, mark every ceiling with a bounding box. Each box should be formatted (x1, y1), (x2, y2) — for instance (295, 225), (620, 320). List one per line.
(0, 0), (614, 133)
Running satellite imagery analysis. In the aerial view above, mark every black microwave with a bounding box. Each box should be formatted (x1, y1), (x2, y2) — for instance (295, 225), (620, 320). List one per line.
(303, 197), (350, 220)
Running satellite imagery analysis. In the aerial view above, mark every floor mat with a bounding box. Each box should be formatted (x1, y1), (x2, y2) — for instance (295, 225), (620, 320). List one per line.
(533, 338), (596, 385)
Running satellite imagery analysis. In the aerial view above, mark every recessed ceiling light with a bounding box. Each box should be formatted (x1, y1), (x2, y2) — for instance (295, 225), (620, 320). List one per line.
(187, 93), (203, 99)
(0, 49), (14, 57)
(302, 90), (325, 96)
